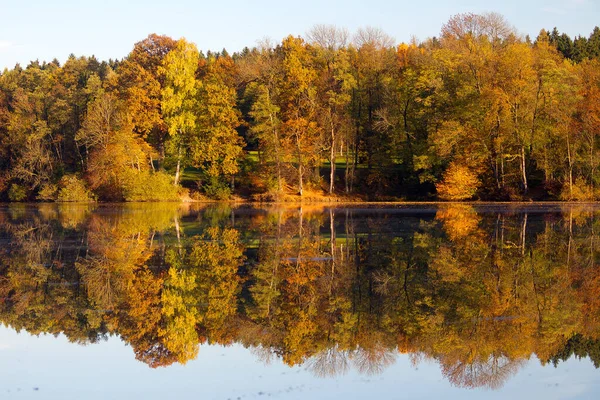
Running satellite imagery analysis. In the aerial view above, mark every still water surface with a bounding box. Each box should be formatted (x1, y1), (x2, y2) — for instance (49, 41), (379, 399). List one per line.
(0, 203), (599, 399)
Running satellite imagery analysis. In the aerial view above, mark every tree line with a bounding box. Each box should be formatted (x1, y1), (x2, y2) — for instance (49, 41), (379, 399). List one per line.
(1, 13), (600, 202)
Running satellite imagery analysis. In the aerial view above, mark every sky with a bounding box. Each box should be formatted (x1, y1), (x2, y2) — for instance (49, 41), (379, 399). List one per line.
(0, 0), (599, 70)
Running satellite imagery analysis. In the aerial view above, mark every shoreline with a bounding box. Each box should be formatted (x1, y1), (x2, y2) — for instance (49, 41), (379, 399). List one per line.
(2, 200), (600, 206)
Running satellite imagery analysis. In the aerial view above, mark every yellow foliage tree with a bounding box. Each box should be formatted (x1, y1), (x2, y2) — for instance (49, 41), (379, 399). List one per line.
(436, 162), (480, 200)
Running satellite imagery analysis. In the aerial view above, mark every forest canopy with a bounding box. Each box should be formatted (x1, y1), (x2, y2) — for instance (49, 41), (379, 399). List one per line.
(1, 13), (599, 202)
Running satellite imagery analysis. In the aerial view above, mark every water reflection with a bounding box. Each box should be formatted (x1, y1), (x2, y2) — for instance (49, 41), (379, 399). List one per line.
(0, 203), (599, 389)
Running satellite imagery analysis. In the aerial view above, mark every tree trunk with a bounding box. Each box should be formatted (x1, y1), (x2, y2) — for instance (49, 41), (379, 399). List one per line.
(567, 132), (573, 199)
(402, 97), (414, 168)
(329, 208), (336, 295)
(298, 164), (303, 196)
(296, 131), (303, 196)
(493, 113), (501, 189)
(345, 130), (350, 194)
(568, 209), (573, 269)
(521, 213), (528, 256)
(329, 125), (336, 195)
(174, 144), (182, 186)
(174, 214), (182, 255)
(591, 133), (595, 199)
(268, 91), (282, 193)
(158, 132), (166, 170)
(521, 145), (528, 194)
(351, 133), (358, 193)
(500, 144), (505, 189)
(149, 153), (156, 173)
(544, 145), (549, 182)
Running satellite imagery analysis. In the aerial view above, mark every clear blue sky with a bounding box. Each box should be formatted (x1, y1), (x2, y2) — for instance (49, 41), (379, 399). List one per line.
(1, 0), (599, 70)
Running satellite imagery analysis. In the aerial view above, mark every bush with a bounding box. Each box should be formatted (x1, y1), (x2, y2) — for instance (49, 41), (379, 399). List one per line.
(37, 183), (58, 201)
(123, 171), (180, 202)
(560, 177), (594, 201)
(202, 176), (232, 200)
(57, 175), (96, 202)
(436, 162), (480, 201)
(8, 184), (27, 202)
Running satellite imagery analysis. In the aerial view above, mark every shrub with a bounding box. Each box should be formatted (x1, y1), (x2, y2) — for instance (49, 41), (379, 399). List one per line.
(123, 171), (180, 202)
(8, 184), (27, 202)
(203, 176), (232, 200)
(560, 177), (594, 201)
(57, 175), (96, 202)
(37, 183), (58, 201)
(436, 162), (480, 201)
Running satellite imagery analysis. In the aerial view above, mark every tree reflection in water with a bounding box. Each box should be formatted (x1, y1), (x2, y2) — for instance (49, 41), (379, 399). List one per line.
(0, 203), (599, 389)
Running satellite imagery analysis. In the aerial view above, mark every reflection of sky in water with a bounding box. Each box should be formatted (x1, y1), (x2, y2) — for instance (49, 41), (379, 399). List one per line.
(0, 327), (598, 400)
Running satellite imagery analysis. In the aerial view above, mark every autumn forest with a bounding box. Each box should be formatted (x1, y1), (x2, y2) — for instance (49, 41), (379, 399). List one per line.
(1, 13), (600, 202)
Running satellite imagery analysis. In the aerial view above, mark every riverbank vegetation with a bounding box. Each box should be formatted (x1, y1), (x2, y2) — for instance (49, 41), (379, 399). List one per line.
(1, 13), (599, 202)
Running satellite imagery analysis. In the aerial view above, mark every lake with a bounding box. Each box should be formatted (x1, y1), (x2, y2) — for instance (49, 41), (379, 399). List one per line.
(0, 203), (599, 399)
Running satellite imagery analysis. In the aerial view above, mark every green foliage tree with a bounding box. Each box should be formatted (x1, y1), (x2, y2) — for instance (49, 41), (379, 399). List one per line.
(192, 56), (245, 196)
(280, 36), (322, 196)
